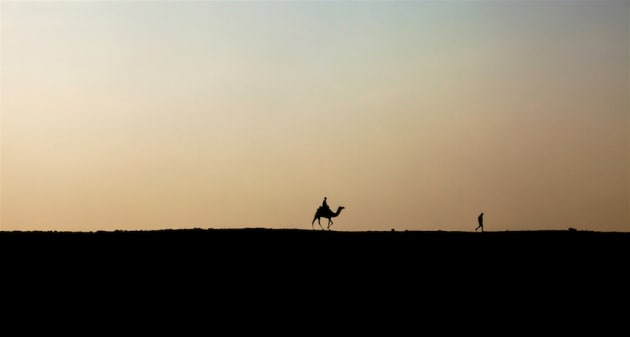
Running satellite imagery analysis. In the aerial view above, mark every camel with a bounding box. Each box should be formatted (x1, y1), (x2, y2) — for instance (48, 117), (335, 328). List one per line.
(312, 205), (345, 230)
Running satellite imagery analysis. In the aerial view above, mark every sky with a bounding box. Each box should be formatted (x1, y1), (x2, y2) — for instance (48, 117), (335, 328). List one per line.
(1, 0), (628, 232)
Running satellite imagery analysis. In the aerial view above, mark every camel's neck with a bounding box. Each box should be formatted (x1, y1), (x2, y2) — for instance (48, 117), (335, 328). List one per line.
(333, 207), (343, 216)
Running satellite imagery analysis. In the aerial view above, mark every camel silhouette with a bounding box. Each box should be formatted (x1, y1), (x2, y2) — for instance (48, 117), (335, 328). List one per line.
(312, 205), (345, 230)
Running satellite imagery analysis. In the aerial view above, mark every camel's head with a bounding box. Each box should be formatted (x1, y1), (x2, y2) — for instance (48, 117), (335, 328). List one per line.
(339, 206), (345, 211)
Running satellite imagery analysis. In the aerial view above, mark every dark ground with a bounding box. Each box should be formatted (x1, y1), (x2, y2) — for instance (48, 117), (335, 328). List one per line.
(2, 228), (628, 329)
(3, 227), (628, 278)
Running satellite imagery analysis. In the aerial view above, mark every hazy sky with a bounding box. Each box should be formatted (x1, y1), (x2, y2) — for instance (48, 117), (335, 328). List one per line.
(1, 0), (628, 232)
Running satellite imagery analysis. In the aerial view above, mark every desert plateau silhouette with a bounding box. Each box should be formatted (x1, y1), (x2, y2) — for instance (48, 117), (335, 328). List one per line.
(1, 200), (628, 287)
(2, 226), (628, 267)
(2, 224), (629, 317)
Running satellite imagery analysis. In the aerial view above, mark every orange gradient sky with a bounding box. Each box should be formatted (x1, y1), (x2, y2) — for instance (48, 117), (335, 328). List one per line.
(1, 1), (628, 232)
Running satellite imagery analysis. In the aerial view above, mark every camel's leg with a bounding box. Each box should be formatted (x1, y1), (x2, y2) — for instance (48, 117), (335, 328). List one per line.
(316, 217), (324, 230)
(312, 215), (319, 230)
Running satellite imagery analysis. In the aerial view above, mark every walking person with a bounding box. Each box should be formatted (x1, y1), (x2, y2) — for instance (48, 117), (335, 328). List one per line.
(476, 212), (484, 232)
